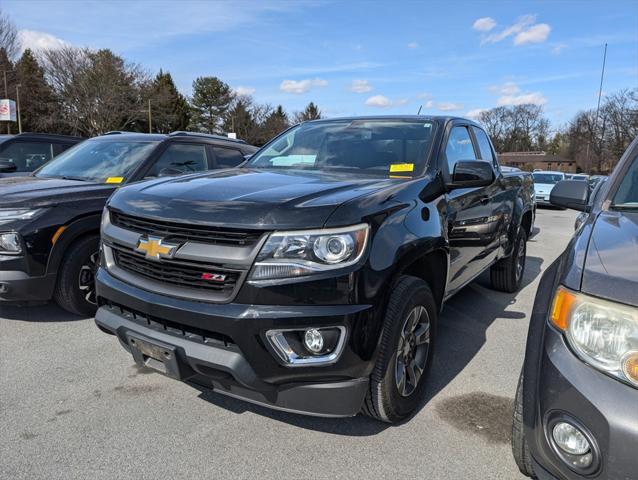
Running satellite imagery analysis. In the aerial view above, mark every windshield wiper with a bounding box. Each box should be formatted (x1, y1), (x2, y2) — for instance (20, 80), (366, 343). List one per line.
(38, 174), (90, 182)
(611, 203), (638, 211)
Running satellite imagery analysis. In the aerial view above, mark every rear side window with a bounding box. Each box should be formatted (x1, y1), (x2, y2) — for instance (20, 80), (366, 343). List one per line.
(612, 153), (638, 208)
(472, 127), (495, 163)
(0, 141), (54, 172)
(213, 146), (244, 168)
(147, 143), (208, 177)
(445, 126), (476, 173)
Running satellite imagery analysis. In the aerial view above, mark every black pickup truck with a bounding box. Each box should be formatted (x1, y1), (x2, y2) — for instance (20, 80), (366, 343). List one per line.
(95, 116), (535, 422)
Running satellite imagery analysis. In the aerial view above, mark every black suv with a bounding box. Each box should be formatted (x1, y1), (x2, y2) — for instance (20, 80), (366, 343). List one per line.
(512, 137), (637, 479)
(95, 116), (535, 422)
(0, 133), (83, 176)
(0, 131), (257, 315)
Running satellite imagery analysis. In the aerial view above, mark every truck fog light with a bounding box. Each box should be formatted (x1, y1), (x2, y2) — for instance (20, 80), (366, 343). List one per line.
(552, 422), (591, 456)
(304, 328), (324, 354)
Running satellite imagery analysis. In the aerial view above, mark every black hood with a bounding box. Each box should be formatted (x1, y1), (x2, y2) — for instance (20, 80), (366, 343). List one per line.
(107, 168), (404, 230)
(581, 210), (638, 307)
(0, 175), (116, 208)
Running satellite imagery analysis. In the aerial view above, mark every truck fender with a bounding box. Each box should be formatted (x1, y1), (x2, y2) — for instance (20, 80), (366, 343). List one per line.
(46, 213), (102, 276)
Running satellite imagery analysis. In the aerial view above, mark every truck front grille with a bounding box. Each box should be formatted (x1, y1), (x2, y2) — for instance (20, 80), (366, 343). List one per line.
(110, 210), (264, 246)
(111, 244), (241, 294)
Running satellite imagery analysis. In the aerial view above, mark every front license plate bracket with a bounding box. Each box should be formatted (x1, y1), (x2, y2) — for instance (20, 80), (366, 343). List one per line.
(125, 333), (184, 380)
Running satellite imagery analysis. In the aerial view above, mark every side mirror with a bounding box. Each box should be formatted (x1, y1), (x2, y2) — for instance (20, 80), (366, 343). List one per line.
(449, 160), (494, 189)
(0, 160), (17, 173)
(550, 180), (589, 211)
(158, 167), (183, 177)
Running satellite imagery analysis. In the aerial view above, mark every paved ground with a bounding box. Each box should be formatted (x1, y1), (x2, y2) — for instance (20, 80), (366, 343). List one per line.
(0, 208), (578, 480)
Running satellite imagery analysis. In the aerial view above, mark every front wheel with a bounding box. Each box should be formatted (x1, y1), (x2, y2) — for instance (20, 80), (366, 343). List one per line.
(512, 371), (536, 477)
(362, 275), (437, 423)
(53, 235), (100, 316)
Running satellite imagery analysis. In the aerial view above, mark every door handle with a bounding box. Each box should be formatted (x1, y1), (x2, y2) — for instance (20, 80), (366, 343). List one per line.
(480, 196), (490, 205)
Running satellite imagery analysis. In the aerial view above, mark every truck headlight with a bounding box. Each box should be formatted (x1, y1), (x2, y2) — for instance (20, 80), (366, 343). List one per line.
(0, 208), (44, 225)
(249, 223), (369, 281)
(551, 286), (638, 387)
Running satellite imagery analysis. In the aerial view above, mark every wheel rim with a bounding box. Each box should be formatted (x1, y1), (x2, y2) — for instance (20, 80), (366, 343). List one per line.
(515, 237), (526, 283)
(78, 251), (99, 305)
(395, 305), (431, 397)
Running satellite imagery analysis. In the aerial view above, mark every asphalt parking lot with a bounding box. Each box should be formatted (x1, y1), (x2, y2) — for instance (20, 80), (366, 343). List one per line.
(0, 207), (579, 480)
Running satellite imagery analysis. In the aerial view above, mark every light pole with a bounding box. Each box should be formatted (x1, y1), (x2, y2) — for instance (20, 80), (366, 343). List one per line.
(3, 70), (8, 134)
(15, 84), (21, 134)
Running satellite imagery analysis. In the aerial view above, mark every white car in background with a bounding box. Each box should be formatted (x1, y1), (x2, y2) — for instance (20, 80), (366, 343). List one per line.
(532, 170), (566, 206)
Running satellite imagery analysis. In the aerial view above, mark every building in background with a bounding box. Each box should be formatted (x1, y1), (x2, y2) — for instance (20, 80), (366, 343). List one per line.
(499, 151), (578, 173)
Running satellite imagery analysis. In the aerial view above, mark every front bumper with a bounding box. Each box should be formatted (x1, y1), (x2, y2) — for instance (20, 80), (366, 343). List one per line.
(95, 268), (374, 417)
(0, 269), (56, 302)
(528, 327), (638, 479)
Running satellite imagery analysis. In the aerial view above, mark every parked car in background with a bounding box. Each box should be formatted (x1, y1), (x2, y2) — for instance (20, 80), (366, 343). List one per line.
(588, 174), (607, 193)
(574, 177), (608, 230)
(512, 136), (638, 479)
(565, 173), (588, 181)
(94, 116), (535, 422)
(0, 131), (258, 315)
(532, 171), (566, 206)
(0, 133), (83, 177)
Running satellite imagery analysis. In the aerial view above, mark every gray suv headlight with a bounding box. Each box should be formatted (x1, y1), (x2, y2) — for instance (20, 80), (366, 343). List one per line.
(249, 223), (369, 281)
(551, 286), (638, 387)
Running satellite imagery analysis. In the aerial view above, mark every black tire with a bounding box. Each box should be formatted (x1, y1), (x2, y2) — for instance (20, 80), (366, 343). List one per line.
(491, 227), (527, 293)
(362, 275), (437, 423)
(53, 235), (100, 316)
(512, 371), (536, 477)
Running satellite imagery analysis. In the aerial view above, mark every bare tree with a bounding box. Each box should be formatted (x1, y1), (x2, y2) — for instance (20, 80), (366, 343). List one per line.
(0, 8), (19, 60)
(478, 104), (550, 152)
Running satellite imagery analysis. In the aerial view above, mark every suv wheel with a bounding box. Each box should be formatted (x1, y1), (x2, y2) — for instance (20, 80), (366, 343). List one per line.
(53, 235), (100, 316)
(362, 275), (437, 423)
(491, 228), (527, 293)
(512, 371), (536, 477)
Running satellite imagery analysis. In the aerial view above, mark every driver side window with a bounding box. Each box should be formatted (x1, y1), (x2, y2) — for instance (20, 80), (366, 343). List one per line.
(445, 126), (476, 175)
(146, 143), (208, 178)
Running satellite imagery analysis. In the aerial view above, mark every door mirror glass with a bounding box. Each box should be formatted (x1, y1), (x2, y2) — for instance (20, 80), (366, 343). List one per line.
(0, 160), (17, 172)
(550, 180), (590, 211)
(449, 160), (494, 189)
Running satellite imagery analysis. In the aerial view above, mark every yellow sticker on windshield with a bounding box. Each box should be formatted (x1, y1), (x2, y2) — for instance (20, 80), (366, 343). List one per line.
(390, 163), (414, 173)
(105, 177), (124, 184)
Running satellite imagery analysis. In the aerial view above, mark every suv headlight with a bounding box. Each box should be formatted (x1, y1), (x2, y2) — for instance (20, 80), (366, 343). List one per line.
(249, 223), (369, 281)
(551, 286), (638, 387)
(0, 208), (44, 225)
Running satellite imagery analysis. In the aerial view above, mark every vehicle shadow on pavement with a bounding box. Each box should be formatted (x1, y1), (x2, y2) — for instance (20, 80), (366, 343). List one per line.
(0, 302), (90, 322)
(191, 254), (544, 435)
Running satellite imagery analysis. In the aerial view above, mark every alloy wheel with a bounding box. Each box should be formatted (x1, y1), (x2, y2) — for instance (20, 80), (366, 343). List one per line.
(78, 251), (99, 305)
(395, 305), (431, 397)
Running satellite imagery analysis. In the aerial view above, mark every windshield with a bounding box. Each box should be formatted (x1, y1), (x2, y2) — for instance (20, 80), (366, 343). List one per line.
(36, 139), (158, 182)
(246, 119), (437, 175)
(612, 154), (638, 210)
(533, 173), (564, 184)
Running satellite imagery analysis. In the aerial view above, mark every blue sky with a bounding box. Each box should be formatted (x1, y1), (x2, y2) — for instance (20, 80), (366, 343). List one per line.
(5, 0), (637, 126)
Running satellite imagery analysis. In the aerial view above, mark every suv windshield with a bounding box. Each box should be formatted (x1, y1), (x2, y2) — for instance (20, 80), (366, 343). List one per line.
(533, 173), (564, 184)
(36, 139), (158, 182)
(612, 154), (638, 210)
(246, 119), (436, 174)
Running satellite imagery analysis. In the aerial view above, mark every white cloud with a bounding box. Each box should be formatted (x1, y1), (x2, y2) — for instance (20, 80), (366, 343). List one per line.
(365, 95), (392, 108)
(437, 102), (464, 112)
(514, 23), (551, 45)
(466, 108), (487, 120)
(407, 42), (419, 48)
(417, 92), (433, 100)
(394, 98), (410, 106)
(551, 43), (568, 55)
(18, 30), (68, 53)
(490, 81), (521, 96)
(424, 100), (434, 108)
(480, 14), (550, 46)
(473, 17), (496, 32)
(497, 92), (547, 106)
(233, 86), (256, 96)
(349, 79), (373, 93)
(279, 78), (328, 94)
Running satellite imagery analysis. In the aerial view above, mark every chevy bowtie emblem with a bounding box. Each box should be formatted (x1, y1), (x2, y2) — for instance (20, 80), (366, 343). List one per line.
(135, 236), (179, 261)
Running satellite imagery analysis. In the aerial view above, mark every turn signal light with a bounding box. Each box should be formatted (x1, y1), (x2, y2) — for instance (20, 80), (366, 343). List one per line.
(551, 286), (577, 331)
(622, 351), (638, 386)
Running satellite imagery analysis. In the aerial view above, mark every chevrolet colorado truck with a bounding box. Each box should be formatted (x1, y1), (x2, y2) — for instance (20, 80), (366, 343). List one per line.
(95, 116), (534, 422)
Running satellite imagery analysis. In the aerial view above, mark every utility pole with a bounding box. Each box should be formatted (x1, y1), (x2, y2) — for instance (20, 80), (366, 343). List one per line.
(15, 84), (21, 134)
(3, 70), (8, 134)
(148, 98), (152, 134)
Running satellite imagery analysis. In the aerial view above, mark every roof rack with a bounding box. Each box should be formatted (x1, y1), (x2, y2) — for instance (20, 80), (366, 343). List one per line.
(14, 132), (83, 139)
(169, 131), (247, 144)
(103, 131), (137, 135)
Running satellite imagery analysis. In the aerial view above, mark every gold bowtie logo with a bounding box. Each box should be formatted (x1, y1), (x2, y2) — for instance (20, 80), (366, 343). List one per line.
(135, 236), (179, 261)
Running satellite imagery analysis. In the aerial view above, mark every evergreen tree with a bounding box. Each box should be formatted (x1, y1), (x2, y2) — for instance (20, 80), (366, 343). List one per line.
(145, 70), (190, 133)
(0, 47), (15, 134)
(222, 96), (260, 144)
(189, 76), (233, 134)
(261, 105), (290, 142)
(15, 49), (58, 132)
(294, 102), (322, 123)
